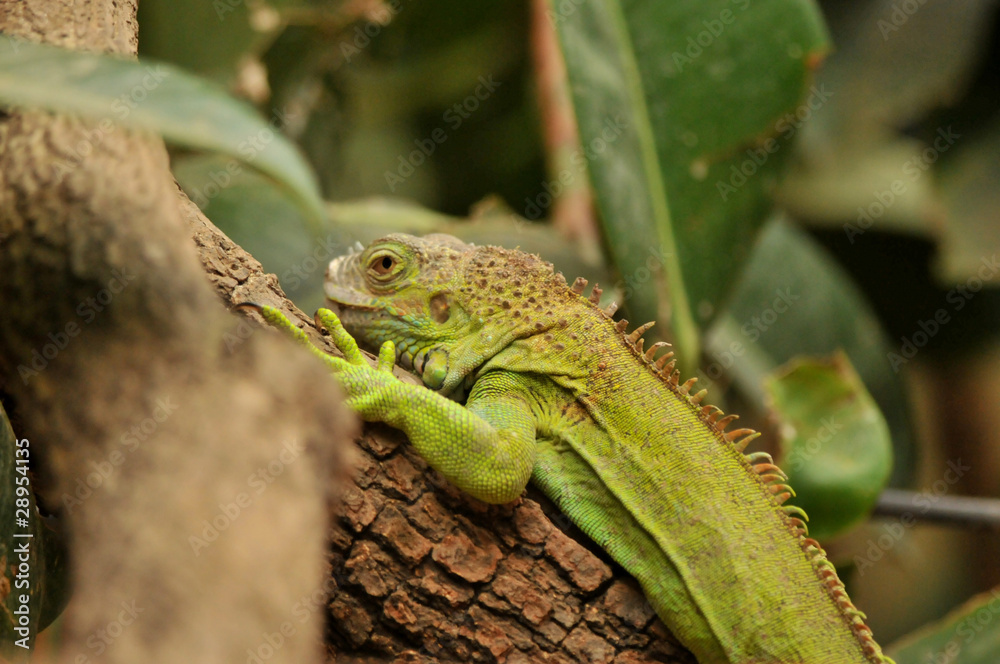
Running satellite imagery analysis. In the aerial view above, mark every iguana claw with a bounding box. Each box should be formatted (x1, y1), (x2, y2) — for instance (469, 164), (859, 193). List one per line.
(313, 308), (397, 373)
(241, 304), (403, 417)
(236, 303), (343, 372)
(313, 308), (367, 365)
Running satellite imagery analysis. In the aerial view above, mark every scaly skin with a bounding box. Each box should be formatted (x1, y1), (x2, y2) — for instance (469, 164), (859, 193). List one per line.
(253, 233), (892, 664)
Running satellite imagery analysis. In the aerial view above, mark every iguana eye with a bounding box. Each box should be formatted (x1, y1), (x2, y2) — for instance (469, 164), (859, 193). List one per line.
(368, 252), (400, 278)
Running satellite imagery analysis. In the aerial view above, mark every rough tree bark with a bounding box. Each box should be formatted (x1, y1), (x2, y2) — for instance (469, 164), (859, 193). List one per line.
(0, 2), (695, 663)
(0, 2), (350, 663)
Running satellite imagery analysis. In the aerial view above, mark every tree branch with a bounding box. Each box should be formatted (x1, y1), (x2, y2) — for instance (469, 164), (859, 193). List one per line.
(874, 488), (1000, 530)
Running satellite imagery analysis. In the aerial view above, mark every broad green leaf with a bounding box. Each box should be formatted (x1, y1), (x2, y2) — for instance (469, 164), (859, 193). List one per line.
(765, 352), (893, 540)
(173, 153), (324, 309)
(888, 586), (1000, 664)
(0, 39), (325, 227)
(705, 218), (916, 489)
(777, 0), (993, 239)
(777, 137), (939, 238)
(550, 0), (828, 371)
(1, 401), (70, 657)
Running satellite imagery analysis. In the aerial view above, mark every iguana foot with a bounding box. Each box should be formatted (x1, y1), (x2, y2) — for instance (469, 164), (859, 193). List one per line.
(237, 303), (342, 371)
(313, 308), (397, 373)
(239, 304), (400, 418)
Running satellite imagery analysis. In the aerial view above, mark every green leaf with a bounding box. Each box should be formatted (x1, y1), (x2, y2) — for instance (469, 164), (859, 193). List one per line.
(705, 218), (917, 490)
(777, 137), (939, 238)
(776, 0), (993, 239)
(887, 586), (1000, 664)
(550, 0), (829, 371)
(764, 352), (893, 540)
(0, 38), (325, 227)
(2, 401), (71, 657)
(174, 153), (330, 311)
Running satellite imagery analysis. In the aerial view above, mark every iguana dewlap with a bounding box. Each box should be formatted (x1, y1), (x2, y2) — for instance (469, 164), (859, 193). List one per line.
(258, 233), (892, 664)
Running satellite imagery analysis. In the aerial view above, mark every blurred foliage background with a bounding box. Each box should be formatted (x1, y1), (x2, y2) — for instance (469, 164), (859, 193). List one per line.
(132, 0), (1000, 655)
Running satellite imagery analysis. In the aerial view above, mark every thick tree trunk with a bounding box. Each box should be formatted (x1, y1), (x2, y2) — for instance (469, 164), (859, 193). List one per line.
(0, 2), (694, 663)
(0, 3), (351, 664)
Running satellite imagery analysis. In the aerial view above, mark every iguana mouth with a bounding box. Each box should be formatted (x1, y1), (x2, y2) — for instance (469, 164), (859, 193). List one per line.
(324, 285), (379, 310)
(324, 245), (378, 310)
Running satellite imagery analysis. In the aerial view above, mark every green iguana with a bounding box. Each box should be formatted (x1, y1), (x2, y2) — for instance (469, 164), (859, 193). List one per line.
(246, 233), (892, 664)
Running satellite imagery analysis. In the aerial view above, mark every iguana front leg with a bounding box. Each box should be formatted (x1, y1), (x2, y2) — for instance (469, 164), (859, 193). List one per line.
(250, 305), (536, 504)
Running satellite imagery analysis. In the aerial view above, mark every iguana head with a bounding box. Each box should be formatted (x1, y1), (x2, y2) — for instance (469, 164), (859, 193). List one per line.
(324, 233), (569, 394)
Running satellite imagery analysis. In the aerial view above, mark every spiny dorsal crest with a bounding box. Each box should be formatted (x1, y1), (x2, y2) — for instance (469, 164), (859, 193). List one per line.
(462, 251), (889, 662)
(565, 271), (888, 662)
(565, 275), (760, 454)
